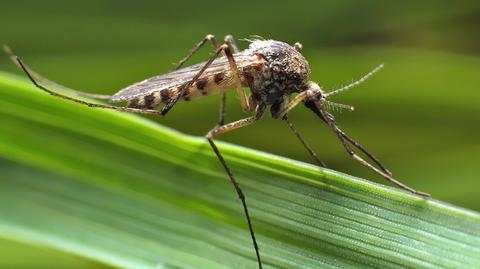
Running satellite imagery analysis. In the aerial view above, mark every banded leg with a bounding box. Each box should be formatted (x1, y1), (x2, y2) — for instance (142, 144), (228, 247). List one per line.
(206, 106), (265, 269)
(14, 56), (164, 116)
(283, 115), (327, 167)
(3, 45), (111, 100)
(318, 109), (430, 197)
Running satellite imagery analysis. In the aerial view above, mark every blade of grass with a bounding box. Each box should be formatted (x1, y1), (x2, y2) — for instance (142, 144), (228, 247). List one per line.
(0, 71), (479, 269)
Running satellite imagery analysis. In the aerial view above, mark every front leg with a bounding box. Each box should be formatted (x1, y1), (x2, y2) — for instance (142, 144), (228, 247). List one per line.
(271, 89), (316, 119)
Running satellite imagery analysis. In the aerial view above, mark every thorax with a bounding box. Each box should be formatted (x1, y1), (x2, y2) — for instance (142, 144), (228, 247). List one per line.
(241, 40), (311, 105)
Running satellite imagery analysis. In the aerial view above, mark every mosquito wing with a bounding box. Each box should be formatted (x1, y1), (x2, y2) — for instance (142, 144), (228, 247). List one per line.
(110, 52), (255, 102)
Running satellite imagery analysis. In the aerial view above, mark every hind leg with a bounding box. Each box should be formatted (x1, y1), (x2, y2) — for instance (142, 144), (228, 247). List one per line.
(3, 45), (111, 100)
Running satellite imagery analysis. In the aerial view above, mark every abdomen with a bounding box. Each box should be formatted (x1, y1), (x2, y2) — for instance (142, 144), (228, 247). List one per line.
(127, 71), (238, 109)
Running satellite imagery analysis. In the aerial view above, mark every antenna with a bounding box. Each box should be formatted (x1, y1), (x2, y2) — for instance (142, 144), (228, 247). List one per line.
(325, 100), (355, 112)
(325, 64), (384, 97)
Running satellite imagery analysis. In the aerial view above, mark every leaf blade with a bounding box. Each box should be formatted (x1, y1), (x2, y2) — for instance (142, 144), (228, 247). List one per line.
(0, 72), (479, 269)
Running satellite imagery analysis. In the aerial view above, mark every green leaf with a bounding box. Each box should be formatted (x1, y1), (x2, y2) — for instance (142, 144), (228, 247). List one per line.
(0, 72), (479, 269)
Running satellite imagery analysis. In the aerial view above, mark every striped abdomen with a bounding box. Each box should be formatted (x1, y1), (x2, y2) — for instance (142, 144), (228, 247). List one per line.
(127, 72), (238, 109)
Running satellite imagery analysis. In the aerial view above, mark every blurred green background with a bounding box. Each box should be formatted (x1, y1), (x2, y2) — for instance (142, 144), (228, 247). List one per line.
(1, 0), (479, 267)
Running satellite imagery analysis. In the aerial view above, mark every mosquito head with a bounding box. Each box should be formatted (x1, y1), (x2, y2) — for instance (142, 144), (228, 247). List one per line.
(301, 81), (353, 123)
(303, 81), (324, 104)
(301, 81), (328, 117)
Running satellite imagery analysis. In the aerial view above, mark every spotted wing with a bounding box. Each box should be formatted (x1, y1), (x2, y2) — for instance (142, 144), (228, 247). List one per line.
(110, 52), (254, 102)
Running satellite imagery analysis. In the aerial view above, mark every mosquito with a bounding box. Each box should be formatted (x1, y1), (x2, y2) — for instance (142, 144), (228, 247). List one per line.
(4, 34), (429, 269)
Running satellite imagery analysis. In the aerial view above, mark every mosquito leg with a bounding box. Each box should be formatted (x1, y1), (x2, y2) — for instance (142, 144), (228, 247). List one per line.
(225, 34), (240, 52)
(268, 89), (326, 166)
(172, 34), (228, 126)
(216, 35), (240, 127)
(172, 34), (220, 71)
(217, 92), (227, 126)
(337, 129), (392, 176)
(206, 107), (265, 269)
(274, 90), (314, 119)
(161, 41), (250, 116)
(3, 45), (111, 100)
(319, 109), (429, 197)
(161, 44), (228, 115)
(283, 115), (327, 167)
(15, 56), (164, 116)
(222, 40), (251, 112)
